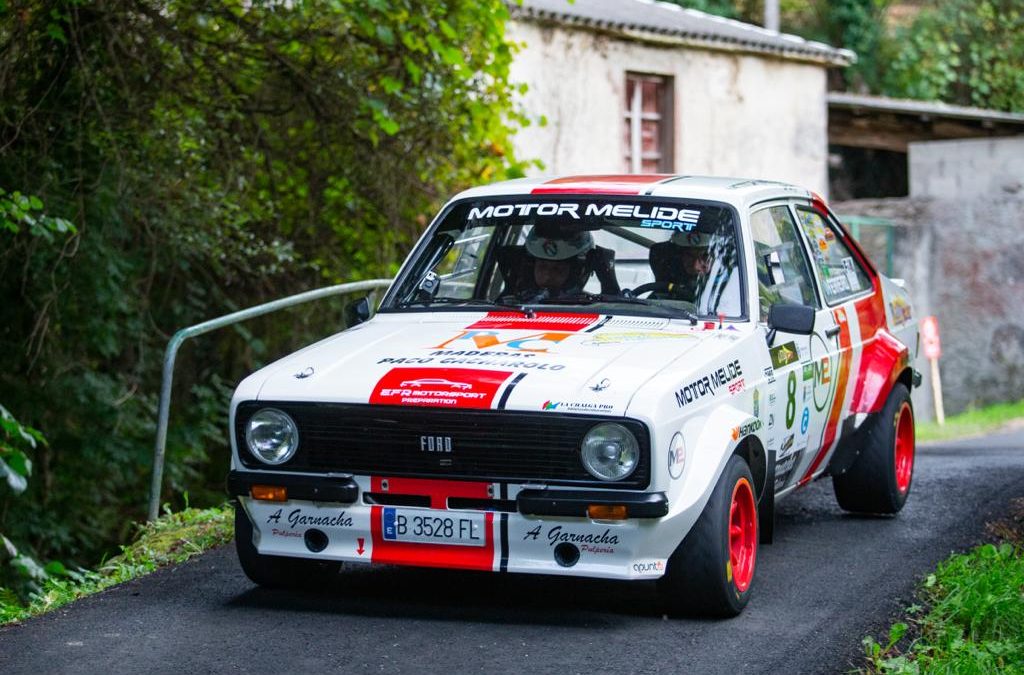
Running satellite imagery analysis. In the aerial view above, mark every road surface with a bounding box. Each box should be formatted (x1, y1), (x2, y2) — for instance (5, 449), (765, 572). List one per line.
(2, 429), (1022, 674)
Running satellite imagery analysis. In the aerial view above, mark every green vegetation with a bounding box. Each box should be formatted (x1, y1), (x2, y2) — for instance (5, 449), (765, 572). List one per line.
(863, 501), (1024, 673)
(0, 503), (233, 625)
(0, 0), (529, 606)
(666, 0), (1024, 112)
(917, 399), (1024, 443)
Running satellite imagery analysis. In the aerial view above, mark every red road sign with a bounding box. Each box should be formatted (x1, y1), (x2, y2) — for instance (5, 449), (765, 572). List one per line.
(921, 316), (941, 359)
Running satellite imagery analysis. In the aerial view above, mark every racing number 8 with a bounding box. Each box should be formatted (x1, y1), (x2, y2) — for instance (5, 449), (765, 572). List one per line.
(785, 372), (797, 429)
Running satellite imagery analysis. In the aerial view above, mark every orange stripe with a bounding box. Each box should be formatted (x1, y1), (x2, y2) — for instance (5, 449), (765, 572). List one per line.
(531, 174), (674, 195)
(799, 307), (853, 485)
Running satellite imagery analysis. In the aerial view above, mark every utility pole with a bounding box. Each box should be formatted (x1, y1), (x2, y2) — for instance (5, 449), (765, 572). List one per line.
(764, 0), (780, 32)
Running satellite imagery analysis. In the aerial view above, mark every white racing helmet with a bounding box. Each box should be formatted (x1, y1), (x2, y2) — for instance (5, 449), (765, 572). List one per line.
(525, 228), (594, 260)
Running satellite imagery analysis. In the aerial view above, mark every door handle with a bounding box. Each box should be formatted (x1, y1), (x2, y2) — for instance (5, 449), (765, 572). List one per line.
(825, 326), (841, 338)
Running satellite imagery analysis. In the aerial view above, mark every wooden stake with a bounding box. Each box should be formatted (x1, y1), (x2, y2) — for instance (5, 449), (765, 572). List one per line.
(930, 357), (945, 426)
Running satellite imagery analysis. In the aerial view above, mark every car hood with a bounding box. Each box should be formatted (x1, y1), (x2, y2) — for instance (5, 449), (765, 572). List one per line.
(247, 311), (750, 416)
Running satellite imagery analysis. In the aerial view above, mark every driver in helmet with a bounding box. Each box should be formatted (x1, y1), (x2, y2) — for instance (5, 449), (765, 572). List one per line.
(517, 227), (596, 299)
(647, 230), (713, 300)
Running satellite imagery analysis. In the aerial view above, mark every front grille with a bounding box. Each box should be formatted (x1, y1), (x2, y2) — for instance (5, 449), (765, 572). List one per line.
(235, 402), (650, 489)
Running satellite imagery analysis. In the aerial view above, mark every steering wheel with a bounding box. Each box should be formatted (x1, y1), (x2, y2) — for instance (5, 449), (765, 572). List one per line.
(626, 281), (672, 297)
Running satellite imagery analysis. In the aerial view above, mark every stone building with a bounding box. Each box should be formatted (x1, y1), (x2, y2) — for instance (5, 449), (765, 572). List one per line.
(507, 0), (854, 195)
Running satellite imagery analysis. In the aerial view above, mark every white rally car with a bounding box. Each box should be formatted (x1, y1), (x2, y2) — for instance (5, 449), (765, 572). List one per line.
(228, 175), (919, 616)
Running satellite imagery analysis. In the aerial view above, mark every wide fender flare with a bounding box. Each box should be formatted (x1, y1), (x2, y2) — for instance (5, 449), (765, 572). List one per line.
(674, 404), (758, 518)
(850, 328), (910, 414)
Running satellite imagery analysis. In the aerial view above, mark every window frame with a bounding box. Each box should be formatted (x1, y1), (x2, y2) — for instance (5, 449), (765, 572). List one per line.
(790, 203), (875, 308)
(749, 201), (822, 322)
(624, 72), (675, 174)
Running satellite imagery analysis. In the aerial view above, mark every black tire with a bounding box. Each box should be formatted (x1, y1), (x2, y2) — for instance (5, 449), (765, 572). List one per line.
(234, 502), (341, 588)
(832, 382), (915, 515)
(658, 455), (758, 618)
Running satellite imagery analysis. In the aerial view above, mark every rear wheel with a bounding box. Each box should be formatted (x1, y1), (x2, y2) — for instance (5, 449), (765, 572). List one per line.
(234, 502), (341, 588)
(832, 383), (914, 514)
(659, 454), (758, 617)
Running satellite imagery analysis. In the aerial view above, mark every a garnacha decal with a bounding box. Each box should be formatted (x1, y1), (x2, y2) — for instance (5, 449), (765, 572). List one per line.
(465, 312), (599, 332)
(674, 359), (743, 408)
(370, 367), (513, 409)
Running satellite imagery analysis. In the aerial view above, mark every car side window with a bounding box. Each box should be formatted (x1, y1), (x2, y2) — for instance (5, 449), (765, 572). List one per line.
(795, 208), (872, 305)
(750, 206), (818, 322)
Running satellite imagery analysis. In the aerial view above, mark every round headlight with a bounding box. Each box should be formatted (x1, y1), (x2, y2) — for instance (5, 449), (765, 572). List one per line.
(245, 408), (299, 465)
(580, 423), (639, 481)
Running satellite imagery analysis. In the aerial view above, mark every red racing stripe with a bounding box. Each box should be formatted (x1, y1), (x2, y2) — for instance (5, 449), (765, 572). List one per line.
(799, 307), (853, 485)
(466, 311), (599, 332)
(531, 174), (674, 195)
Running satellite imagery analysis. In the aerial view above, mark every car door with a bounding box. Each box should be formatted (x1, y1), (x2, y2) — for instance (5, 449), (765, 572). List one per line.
(748, 203), (833, 493)
(788, 202), (876, 486)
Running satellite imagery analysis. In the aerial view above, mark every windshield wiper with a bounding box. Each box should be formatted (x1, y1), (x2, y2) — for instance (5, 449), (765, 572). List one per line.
(395, 296), (537, 317)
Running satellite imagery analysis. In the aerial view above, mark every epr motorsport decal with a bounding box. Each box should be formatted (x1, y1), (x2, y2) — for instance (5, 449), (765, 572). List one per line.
(370, 367), (513, 409)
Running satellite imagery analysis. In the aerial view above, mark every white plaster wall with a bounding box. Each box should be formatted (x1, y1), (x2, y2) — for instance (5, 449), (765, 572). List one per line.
(909, 136), (1024, 199)
(508, 21), (829, 194)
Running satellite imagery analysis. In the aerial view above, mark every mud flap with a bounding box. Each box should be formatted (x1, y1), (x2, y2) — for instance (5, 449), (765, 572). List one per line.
(759, 450), (775, 545)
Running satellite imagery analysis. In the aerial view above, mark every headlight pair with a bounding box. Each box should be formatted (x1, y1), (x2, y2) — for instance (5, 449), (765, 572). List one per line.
(245, 408), (299, 465)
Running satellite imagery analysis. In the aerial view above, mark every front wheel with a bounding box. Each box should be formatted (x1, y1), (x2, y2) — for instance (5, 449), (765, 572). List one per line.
(832, 382), (915, 515)
(234, 502), (341, 588)
(658, 454), (758, 617)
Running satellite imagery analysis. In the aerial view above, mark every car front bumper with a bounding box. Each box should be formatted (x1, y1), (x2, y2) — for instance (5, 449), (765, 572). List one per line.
(230, 471), (672, 580)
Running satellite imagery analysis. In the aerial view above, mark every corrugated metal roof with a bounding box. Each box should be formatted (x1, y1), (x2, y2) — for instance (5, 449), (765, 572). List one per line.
(511, 0), (855, 67)
(828, 92), (1024, 124)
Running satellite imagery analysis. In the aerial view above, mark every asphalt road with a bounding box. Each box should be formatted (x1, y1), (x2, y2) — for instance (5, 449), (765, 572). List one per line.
(2, 428), (1022, 675)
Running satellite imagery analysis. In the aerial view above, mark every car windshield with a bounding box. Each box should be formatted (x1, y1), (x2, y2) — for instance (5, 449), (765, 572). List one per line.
(385, 196), (745, 320)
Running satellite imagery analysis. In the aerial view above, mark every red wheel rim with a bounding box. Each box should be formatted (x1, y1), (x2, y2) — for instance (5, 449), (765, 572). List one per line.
(728, 477), (757, 592)
(894, 402), (915, 494)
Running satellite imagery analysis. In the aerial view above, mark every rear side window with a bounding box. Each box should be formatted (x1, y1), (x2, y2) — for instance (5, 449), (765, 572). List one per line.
(795, 208), (872, 305)
(750, 206), (818, 322)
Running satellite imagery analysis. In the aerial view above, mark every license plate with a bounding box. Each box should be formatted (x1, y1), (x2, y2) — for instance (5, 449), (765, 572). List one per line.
(381, 507), (485, 547)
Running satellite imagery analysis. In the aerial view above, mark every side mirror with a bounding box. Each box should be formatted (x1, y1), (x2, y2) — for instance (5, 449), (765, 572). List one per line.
(768, 303), (815, 336)
(345, 296), (371, 327)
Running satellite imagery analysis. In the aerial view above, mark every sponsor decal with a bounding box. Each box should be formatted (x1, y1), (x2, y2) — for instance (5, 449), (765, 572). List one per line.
(768, 392), (778, 408)
(466, 312), (599, 332)
(731, 419), (763, 441)
(434, 329), (574, 353)
(728, 378), (746, 395)
(432, 354), (566, 371)
(581, 331), (693, 346)
(370, 367), (512, 409)
(632, 560), (666, 575)
(769, 341), (799, 369)
(523, 525), (620, 547)
(801, 407), (810, 434)
(541, 400), (614, 413)
(270, 529), (303, 538)
(467, 202), (701, 225)
(767, 412), (776, 429)
(590, 378), (610, 392)
(889, 296), (913, 327)
(802, 363), (815, 381)
(267, 508), (353, 529)
(779, 433), (795, 455)
(774, 450), (803, 490)
(813, 356), (836, 413)
(674, 359), (743, 408)
(580, 544), (615, 555)
(668, 437), (685, 480)
(753, 389), (760, 418)
(763, 365), (776, 384)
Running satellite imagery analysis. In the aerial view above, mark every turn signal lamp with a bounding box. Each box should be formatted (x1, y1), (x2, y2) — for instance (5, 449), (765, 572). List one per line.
(251, 485), (287, 502)
(588, 504), (628, 520)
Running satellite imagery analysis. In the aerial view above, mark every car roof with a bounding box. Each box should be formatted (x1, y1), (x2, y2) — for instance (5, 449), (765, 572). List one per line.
(450, 175), (815, 211)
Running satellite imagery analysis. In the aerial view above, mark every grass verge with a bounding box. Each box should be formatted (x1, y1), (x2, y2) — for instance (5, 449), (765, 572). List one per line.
(863, 498), (1024, 673)
(0, 503), (233, 625)
(916, 398), (1024, 443)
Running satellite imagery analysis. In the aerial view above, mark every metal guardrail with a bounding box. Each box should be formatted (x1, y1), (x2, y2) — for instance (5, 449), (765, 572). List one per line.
(147, 278), (393, 521)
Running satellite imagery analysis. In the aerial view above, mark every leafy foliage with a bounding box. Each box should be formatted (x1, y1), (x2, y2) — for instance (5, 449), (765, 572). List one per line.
(0, 0), (528, 595)
(882, 0), (1024, 112)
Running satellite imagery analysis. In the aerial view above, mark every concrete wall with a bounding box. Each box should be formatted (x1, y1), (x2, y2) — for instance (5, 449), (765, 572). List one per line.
(835, 139), (1024, 417)
(507, 21), (830, 194)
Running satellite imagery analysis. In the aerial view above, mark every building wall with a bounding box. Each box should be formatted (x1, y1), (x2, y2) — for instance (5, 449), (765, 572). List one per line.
(507, 21), (830, 194)
(834, 138), (1024, 417)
